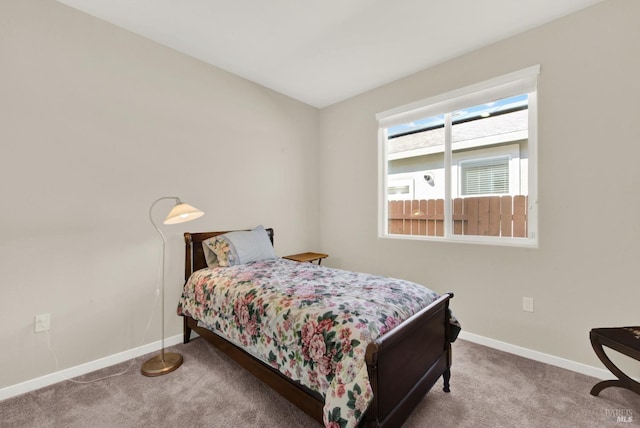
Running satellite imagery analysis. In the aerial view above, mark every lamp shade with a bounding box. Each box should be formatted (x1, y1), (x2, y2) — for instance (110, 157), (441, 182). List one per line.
(163, 202), (204, 225)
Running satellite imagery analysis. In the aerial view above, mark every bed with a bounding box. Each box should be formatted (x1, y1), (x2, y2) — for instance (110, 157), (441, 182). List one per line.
(178, 227), (458, 427)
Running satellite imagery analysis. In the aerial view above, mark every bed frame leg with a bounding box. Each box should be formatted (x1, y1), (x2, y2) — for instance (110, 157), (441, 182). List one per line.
(442, 369), (451, 393)
(183, 317), (192, 344)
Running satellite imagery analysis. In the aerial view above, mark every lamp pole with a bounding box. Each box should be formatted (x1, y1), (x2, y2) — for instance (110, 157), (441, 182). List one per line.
(141, 197), (203, 376)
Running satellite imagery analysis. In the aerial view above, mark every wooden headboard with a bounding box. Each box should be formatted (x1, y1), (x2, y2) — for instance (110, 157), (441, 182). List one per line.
(183, 228), (275, 281)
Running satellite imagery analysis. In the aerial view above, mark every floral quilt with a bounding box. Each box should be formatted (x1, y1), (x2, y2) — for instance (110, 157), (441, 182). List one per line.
(177, 258), (453, 428)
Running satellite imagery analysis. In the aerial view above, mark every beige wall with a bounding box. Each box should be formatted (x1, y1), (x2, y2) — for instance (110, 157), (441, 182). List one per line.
(318, 0), (640, 375)
(0, 0), (319, 389)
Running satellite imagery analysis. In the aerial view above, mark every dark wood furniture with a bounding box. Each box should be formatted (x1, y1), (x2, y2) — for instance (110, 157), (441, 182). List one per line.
(589, 327), (640, 397)
(181, 229), (454, 427)
(283, 252), (329, 265)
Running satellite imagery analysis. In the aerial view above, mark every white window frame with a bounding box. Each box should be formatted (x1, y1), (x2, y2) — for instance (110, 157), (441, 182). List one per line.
(377, 65), (539, 247)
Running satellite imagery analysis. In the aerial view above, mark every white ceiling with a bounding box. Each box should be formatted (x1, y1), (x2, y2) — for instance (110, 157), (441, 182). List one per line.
(56, 0), (604, 108)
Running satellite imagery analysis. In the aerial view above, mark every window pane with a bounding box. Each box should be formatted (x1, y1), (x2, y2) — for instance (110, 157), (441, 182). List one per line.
(387, 114), (446, 236)
(451, 94), (528, 237)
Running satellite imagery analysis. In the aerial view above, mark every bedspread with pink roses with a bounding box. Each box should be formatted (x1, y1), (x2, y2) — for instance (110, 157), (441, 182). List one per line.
(177, 258), (453, 428)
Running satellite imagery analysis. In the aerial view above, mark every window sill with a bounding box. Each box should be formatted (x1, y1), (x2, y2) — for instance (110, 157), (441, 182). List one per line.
(379, 233), (538, 248)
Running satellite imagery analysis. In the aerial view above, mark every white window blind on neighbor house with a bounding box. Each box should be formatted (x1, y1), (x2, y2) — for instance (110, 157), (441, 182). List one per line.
(461, 157), (509, 195)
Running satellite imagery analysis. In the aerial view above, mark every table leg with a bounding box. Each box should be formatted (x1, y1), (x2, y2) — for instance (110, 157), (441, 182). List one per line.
(590, 333), (640, 396)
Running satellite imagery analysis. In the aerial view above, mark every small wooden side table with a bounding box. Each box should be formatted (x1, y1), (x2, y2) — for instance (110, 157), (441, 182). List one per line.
(589, 327), (640, 397)
(283, 252), (328, 265)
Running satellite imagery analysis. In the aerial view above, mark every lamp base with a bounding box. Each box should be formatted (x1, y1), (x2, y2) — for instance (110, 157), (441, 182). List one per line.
(141, 352), (183, 377)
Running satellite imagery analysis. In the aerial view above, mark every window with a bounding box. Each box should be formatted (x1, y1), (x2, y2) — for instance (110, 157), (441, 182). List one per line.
(377, 66), (539, 246)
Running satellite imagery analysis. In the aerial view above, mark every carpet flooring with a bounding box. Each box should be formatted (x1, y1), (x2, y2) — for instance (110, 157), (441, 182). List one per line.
(1, 338), (638, 427)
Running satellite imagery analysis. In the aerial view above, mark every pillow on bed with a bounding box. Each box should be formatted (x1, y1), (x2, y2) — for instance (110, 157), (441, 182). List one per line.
(210, 225), (276, 267)
(202, 239), (222, 268)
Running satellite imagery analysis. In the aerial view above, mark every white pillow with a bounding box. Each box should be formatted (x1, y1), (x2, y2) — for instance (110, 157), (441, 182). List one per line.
(210, 225), (276, 267)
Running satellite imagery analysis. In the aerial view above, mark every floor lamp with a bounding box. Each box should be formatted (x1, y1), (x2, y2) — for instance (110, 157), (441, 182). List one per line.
(141, 196), (204, 377)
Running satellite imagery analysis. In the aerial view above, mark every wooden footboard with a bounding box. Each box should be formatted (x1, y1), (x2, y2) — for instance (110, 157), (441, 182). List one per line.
(364, 292), (452, 427)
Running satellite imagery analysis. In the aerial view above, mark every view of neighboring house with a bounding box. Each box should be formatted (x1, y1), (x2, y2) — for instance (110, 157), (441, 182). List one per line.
(387, 94), (529, 202)
(383, 93), (532, 239)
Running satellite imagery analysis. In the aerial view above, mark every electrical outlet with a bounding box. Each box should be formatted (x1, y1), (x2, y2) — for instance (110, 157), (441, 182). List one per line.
(35, 313), (50, 332)
(522, 297), (534, 313)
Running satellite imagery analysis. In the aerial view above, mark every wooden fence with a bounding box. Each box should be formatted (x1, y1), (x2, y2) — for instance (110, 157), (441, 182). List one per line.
(389, 195), (528, 237)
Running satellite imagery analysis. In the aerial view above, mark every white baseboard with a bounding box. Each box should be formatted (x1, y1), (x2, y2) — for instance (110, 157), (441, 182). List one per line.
(458, 331), (611, 380)
(0, 334), (183, 402)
